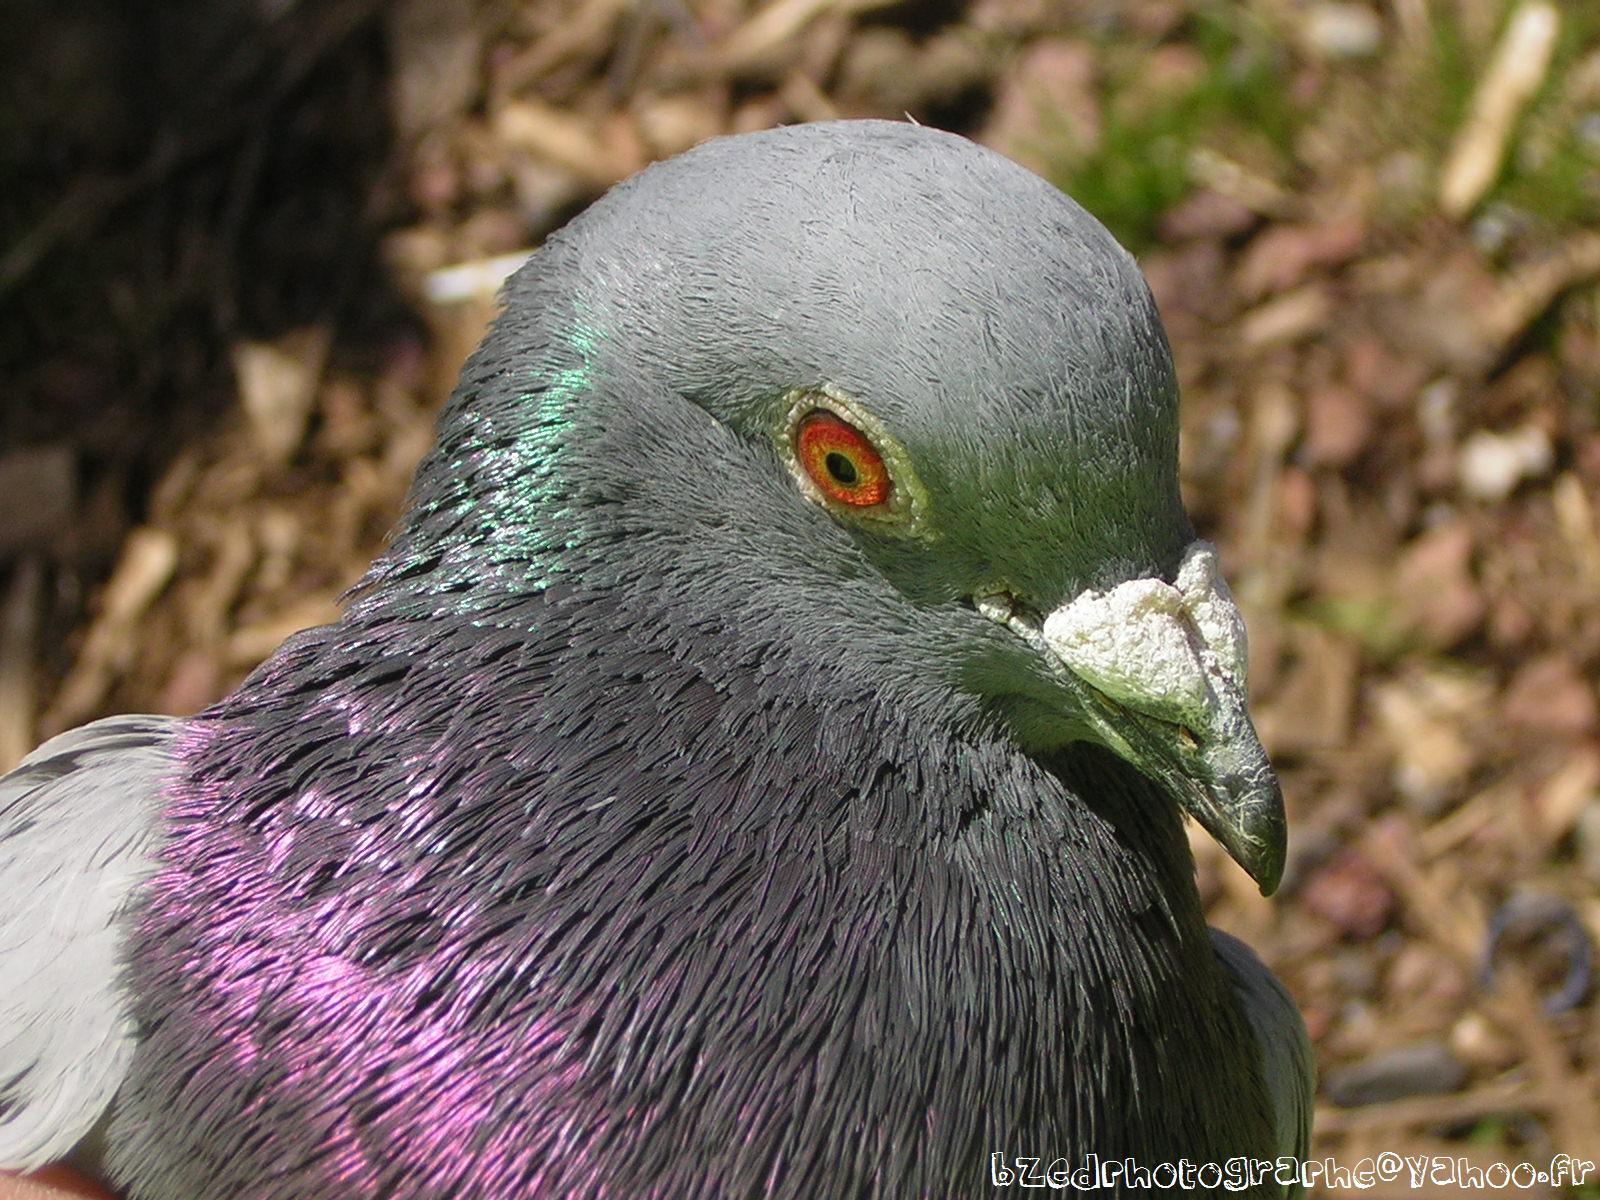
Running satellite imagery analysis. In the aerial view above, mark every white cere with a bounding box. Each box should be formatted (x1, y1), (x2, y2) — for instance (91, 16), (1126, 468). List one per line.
(1040, 542), (1249, 732)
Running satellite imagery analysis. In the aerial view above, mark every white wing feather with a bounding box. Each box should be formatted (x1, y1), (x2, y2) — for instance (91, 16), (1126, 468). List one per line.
(0, 715), (178, 1171)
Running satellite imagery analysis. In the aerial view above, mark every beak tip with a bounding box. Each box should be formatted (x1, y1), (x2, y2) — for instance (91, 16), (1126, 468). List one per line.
(1197, 774), (1286, 897)
(1240, 806), (1286, 897)
(1252, 846), (1284, 897)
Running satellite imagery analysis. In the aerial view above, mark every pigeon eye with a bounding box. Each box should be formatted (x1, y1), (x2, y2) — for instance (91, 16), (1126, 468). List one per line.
(780, 386), (930, 537)
(795, 410), (890, 507)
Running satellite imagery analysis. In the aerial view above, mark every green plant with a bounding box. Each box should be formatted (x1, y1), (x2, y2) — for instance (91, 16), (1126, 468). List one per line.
(1417, 2), (1600, 227)
(1034, 8), (1298, 251)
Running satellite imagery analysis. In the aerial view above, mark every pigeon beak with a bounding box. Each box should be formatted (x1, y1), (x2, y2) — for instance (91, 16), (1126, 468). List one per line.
(1074, 667), (1285, 897)
(978, 542), (1285, 894)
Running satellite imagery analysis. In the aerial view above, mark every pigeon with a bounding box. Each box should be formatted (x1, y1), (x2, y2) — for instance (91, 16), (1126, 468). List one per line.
(0, 119), (1312, 1199)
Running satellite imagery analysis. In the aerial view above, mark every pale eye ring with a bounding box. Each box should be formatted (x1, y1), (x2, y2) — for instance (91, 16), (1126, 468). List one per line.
(778, 385), (933, 538)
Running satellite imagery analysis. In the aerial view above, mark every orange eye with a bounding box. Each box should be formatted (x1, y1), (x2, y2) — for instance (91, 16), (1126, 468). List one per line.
(795, 410), (891, 507)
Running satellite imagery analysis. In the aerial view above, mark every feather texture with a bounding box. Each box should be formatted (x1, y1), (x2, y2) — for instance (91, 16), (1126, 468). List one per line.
(1211, 929), (1315, 1172)
(109, 592), (1280, 1198)
(0, 121), (1311, 1198)
(0, 716), (178, 1171)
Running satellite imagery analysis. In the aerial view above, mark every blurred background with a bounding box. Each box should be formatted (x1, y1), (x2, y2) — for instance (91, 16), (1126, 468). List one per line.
(2, 0), (1598, 1191)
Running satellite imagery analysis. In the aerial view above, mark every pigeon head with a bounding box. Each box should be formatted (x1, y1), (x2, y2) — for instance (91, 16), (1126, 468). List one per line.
(390, 119), (1284, 892)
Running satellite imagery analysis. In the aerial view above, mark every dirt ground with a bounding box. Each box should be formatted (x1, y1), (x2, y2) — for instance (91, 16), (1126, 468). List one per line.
(3, 0), (1599, 1193)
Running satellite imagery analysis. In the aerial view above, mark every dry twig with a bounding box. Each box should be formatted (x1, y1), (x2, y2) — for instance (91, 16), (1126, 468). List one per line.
(1439, 1), (1560, 219)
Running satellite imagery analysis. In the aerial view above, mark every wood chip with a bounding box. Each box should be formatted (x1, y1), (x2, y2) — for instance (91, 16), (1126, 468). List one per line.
(1394, 522), (1485, 648)
(716, 0), (897, 74)
(232, 329), (331, 466)
(1501, 654), (1599, 737)
(633, 92), (726, 159)
(983, 38), (1099, 174)
(1483, 232), (1600, 350)
(1439, 1), (1561, 219)
(1483, 965), (1600, 1154)
(1312, 1081), (1540, 1134)
(494, 99), (623, 187)
(0, 559), (43, 772)
(387, 0), (483, 138)
(1364, 821), (1486, 967)
(1187, 146), (1294, 218)
(777, 70), (838, 123)
(423, 251), (533, 305)
(491, 0), (627, 95)
(101, 527), (180, 626)
(226, 597), (343, 666)
(1373, 668), (1487, 809)
(1303, 383), (1373, 467)
(42, 528), (179, 732)
(1238, 285), (1333, 349)
(1552, 472), (1600, 587)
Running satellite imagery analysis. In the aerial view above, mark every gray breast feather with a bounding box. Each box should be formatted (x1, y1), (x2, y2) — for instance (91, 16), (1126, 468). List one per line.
(1211, 928), (1315, 1186)
(0, 715), (179, 1171)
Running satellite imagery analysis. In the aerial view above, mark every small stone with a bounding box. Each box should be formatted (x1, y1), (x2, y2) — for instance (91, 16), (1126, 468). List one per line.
(1303, 384), (1372, 466)
(1469, 202), (1530, 256)
(1483, 892), (1595, 1013)
(1157, 190), (1257, 242)
(1457, 424), (1554, 501)
(1416, 378), (1459, 448)
(1450, 1012), (1518, 1071)
(1579, 111), (1600, 154)
(1302, 849), (1394, 940)
(1395, 521), (1485, 648)
(1304, 3), (1384, 60)
(1502, 655), (1599, 735)
(1323, 1041), (1468, 1107)
(1329, 947), (1381, 998)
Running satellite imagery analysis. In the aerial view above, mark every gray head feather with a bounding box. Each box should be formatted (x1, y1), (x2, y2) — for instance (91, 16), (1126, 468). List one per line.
(562, 120), (1189, 600)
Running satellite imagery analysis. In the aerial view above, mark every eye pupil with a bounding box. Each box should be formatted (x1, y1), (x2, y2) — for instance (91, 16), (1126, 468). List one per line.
(825, 452), (857, 485)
